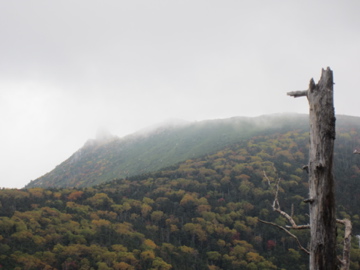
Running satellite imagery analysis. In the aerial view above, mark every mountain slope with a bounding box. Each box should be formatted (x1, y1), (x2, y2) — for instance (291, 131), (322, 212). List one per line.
(26, 114), (311, 188)
(26, 114), (360, 189)
(2, 118), (360, 269)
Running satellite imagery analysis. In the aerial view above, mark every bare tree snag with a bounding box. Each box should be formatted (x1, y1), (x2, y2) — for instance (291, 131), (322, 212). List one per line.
(260, 68), (351, 269)
(259, 219), (310, 255)
(259, 172), (310, 254)
(288, 67), (337, 270)
(263, 172), (310, 230)
(336, 219), (352, 270)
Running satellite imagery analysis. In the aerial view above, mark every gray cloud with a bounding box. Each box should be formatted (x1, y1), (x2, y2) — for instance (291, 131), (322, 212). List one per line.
(1, 0), (359, 188)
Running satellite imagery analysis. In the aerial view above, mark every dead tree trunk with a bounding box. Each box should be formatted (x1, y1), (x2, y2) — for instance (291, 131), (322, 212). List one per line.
(288, 67), (337, 270)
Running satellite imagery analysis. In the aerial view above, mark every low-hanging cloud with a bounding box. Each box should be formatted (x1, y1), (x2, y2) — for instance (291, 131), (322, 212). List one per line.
(1, 1), (360, 188)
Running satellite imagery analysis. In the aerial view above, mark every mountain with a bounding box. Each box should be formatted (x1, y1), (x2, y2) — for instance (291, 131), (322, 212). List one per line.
(2, 114), (360, 269)
(26, 114), (311, 188)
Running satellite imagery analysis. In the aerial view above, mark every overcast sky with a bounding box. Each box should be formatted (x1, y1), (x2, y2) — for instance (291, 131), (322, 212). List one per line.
(1, 1), (359, 188)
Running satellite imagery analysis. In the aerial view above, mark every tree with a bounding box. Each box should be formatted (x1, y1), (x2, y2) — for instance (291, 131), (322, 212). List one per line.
(261, 68), (351, 270)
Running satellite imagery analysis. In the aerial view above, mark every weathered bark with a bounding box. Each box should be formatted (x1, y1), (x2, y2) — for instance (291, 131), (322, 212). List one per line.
(337, 219), (352, 270)
(307, 68), (336, 270)
(288, 67), (337, 270)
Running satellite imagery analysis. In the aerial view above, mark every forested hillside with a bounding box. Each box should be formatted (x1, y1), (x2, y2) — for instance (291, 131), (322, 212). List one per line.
(2, 116), (360, 269)
(26, 114), (310, 188)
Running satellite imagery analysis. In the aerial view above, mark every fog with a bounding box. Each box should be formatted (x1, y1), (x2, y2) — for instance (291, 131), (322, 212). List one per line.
(1, 1), (360, 188)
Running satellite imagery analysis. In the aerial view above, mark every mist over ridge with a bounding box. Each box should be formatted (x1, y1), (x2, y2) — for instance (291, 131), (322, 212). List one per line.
(25, 113), (312, 188)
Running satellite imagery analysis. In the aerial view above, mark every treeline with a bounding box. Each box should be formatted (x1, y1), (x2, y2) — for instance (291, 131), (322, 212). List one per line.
(1, 129), (360, 269)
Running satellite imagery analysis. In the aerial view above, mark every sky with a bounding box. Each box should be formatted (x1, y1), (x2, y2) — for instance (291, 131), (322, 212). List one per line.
(1, 0), (360, 188)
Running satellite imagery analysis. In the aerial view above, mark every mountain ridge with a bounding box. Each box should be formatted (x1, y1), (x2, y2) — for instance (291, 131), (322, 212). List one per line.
(26, 113), (356, 189)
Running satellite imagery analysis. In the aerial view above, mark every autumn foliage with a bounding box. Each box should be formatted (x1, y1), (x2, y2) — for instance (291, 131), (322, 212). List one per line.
(1, 123), (360, 269)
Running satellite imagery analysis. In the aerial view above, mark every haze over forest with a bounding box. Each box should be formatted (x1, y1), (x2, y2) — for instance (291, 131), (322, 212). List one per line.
(2, 113), (360, 269)
(1, 1), (360, 188)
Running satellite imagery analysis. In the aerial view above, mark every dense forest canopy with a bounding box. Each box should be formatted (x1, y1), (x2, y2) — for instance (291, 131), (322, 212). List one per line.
(1, 114), (360, 269)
